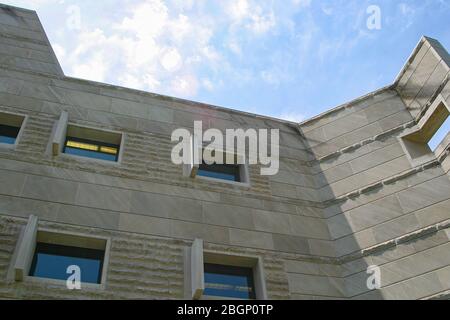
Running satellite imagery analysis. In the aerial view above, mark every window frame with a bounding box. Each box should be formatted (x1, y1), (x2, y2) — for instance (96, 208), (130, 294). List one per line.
(184, 239), (267, 300)
(29, 240), (106, 285)
(9, 216), (111, 290)
(60, 123), (125, 165)
(203, 262), (257, 300)
(63, 136), (121, 162)
(399, 95), (450, 167)
(26, 229), (110, 289)
(197, 162), (242, 183)
(195, 147), (251, 187)
(0, 111), (27, 150)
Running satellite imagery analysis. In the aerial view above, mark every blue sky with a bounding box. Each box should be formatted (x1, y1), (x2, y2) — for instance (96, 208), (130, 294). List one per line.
(3, 0), (450, 126)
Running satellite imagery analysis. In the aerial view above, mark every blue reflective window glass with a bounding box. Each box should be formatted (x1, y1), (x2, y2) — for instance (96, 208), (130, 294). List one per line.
(64, 147), (117, 161)
(63, 136), (119, 162)
(0, 124), (20, 145)
(29, 243), (104, 284)
(204, 264), (256, 299)
(197, 163), (241, 182)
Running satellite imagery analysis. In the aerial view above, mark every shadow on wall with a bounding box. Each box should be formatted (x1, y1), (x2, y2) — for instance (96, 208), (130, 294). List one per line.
(301, 130), (383, 300)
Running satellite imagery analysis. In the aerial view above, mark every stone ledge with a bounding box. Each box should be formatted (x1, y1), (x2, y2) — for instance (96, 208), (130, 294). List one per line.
(423, 289), (450, 300)
(339, 219), (450, 263)
(317, 121), (416, 163)
(324, 158), (443, 207)
(298, 85), (395, 129)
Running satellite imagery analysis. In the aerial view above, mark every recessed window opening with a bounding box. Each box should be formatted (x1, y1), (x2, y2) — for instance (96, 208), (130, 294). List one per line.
(399, 99), (450, 166)
(64, 137), (120, 162)
(185, 240), (266, 300)
(0, 112), (25, 145)
(29, 243), (104, 284)
(28, 231), (107, 285)
(197, 161), (241, 182)
(196, 151), (248, 183)
(63, 125), (122, 162)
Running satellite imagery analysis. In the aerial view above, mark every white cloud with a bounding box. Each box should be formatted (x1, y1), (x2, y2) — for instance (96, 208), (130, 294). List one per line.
(11, 0), (320, 100)
(170, 74), (198, 97)
(72, 52), (108, 82)
(247, 11), (276, 34)
(399, 3), (415, 16)
(170, 0), (195, 12)
(160, 48), (183, 72)
(260, 70), (280, 86)
(397, 3), (416, 30)
(144, 74), (162, 91)
(225, 0), (277, 35)
(118, 1), (169, 39)
(321, 5), (333, 15)
(52, 43), (66, 60)
(225, 39), (242, 55)
(292, 0), (312, 9)
(202, 78), (215, 91)
(227, 0), (250, 21)
(1, 0), (60, 10)
(56, 0), (221, 98)
(117, 74), (144, 91)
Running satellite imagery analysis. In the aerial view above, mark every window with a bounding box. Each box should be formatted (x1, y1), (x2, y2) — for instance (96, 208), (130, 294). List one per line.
(0, 111), (25, 146)
(62, 124), (122, 162)
(193, 151), (250, 185)
(399, 97), (450, 166)
(28, 231), (108, 285)
(181, 137), (250, 185)
(29, 243), (105, 284)
(204, 263), (256, 299)
(185, 239), (267, 300)
(0, 124), (20, 144)
(197, 162), (241, 182)
(64, 137), (120, 162)
(10, 215), (110, 288)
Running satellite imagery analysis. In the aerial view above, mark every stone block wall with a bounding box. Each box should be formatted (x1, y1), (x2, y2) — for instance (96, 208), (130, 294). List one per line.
(298, 35), (450, 299)
(0, 4), (449, 300)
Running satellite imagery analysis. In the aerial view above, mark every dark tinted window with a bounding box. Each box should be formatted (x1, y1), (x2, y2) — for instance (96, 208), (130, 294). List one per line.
(197, 162), (241, 182)
(29, 243), (105, 284)
(0, 124), (20, 145)
(204, 263), (256, 299)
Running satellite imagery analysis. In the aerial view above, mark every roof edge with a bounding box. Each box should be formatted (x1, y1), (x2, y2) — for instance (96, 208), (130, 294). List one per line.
(63, 76), (301, 126)
(298, 84), (395, 127)
(393, 35), (450, 86)
(1, 5), (440, 129)
(0, 3), (36, 14)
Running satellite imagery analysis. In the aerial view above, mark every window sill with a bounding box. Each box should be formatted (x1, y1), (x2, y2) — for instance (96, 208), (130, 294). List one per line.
(201, 295), (247, 301)
(196, 175), (251, 188)
(59, 153), (121, 166)
(0, 142), (16, 150)
(24, 276), (106, 290)
(397, 135), (438, 168)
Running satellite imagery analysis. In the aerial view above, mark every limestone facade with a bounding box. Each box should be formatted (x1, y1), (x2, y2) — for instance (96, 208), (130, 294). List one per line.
(0, 4), (449, 300)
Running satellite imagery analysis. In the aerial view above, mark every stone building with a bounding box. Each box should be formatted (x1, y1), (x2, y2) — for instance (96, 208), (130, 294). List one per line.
(0, 4), (449, 300)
